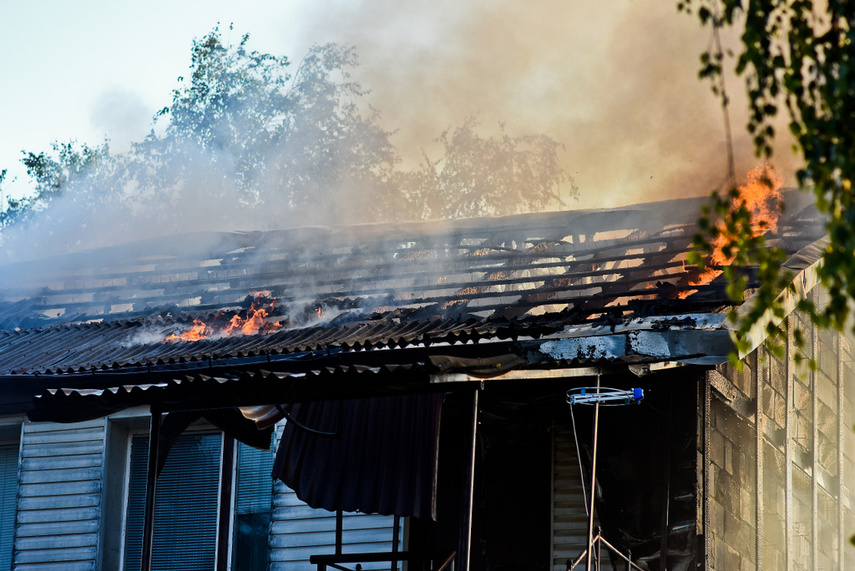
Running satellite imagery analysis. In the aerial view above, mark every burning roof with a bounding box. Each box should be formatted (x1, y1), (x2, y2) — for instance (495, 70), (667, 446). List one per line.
(0, 191), (825, 389)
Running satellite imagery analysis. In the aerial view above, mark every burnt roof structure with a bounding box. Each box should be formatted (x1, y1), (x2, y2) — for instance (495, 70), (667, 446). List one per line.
(0, 190), (840, 571)
(0, 191), (825, 416)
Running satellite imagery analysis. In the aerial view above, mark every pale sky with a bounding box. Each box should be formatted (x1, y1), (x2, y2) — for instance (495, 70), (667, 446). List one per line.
(0, 1), (799, 211)
(0, 0), (315, 200)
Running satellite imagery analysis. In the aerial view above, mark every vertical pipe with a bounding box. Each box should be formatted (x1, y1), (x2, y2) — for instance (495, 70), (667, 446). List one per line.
(755, 352), (764, 571)
(811, 302), (819, 571)
(458, 388), (480, 571)
(217, 434), (236, 571)
(141, 407), (162, 571)
(785, 315), (794, 570)
(837, 329), (845, 570)
(703, 373), (712, 569)
(585, 376), (601, 571)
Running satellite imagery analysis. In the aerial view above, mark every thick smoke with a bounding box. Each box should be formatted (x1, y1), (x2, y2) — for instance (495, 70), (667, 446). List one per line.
(289, 0), (801, 207)
(0, 0), (802, 267)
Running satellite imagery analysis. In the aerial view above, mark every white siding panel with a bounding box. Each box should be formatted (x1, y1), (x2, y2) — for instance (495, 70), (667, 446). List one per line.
(15, 533), (99, 551)
(14, 418), (106, 570)
(13, 520), (100, 539)
(269, 528), (396, 550)
(268, 563), (314, 571)
(14, 562), (95, 571)
(17, 494), (99, 511)
(16, 506), (100, 525)
(17, 467), (103, 485)
(15, 480), (102, 498)
(271, 518), (342, 535)
(20, 454), (103, 470)
(14, 546), (97, 564)
(20, 440), (103, 458)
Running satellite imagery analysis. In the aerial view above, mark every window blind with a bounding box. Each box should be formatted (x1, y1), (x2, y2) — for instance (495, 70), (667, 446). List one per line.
(233, 442), (274, 570)
(0, 443), (18, 571)
(124, 432), (221, 571)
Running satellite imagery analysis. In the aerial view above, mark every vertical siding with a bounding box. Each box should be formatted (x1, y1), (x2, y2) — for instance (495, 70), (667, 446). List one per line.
(269, 483), (400, 571)
(268, 424), (400, 571)
(706, 294), (855, 571)
(552, 425), (612, 571)
(14, 418), (106, 571)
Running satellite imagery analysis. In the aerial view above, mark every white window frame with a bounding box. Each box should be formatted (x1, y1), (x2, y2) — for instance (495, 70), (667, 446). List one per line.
(108, 408), (235, 571)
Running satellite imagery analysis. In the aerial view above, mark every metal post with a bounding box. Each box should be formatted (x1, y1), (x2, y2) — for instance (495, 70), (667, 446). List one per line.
(660, 384), (673, 571)
(217, 434), (236, 571)
(336, 509), (344, 555)
(141, 407), (162, 571)
(459, 388), (479, 571)
(392, 514), (400, 571)
(585, 376), (601, 571)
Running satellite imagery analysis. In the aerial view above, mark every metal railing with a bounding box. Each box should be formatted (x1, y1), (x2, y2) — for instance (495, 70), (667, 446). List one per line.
(310, 551), (456, 571)
(567, 528), (645, 571)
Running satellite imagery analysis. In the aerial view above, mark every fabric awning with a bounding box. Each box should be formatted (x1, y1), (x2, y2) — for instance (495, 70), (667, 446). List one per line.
(273, 393), (444, 520)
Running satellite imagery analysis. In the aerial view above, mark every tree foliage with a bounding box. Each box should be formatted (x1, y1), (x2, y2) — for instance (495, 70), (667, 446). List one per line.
(136, 29), (402, 221)
(0, 25), (571, 243)
(401, 118), (572, 220)
(679, 1), (855, 349)
(2, 141), (111, 229)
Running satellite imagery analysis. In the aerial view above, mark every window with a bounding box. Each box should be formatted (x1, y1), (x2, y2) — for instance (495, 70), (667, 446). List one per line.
(233, 442), (275, 569)
(122, 431), (274, 571)
(0, 441), (19, 571)
(119, 422), (400, 571)
(124, 432), (221, 570)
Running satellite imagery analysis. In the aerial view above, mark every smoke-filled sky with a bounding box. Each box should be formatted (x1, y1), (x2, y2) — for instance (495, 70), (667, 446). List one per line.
(0, 0), (801, 214)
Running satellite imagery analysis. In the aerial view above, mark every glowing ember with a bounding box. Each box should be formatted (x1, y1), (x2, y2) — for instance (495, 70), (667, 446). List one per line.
(165, 293), (282, 342)
(682, 164), (783, 296)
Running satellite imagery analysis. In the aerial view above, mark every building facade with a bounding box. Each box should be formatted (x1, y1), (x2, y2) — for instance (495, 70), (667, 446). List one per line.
(0, 194), (850, 570)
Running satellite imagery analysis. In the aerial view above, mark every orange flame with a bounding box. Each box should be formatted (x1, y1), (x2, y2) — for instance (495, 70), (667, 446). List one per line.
(165, 293), (282, 342)
(710, 164), (783, 265)
(165, 319), (211, 342)
(225, 305), (273, 336)
(682, 164), (783, 296)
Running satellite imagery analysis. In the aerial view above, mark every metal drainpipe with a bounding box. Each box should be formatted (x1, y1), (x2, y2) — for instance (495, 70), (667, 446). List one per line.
(458, 387), (480, 571)
(141, 406), (162, 571)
